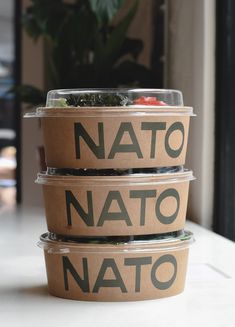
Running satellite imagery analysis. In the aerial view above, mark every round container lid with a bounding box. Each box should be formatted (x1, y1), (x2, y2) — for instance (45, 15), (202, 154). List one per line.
(36, 169), (195, 186)
(45, 166), (183, 176)
(46, 88), (184, 107)
(38, 230), (194, 254)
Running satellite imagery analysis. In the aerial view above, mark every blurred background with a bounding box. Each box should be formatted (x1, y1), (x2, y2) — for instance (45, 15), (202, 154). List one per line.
(0, 0), (234, 241)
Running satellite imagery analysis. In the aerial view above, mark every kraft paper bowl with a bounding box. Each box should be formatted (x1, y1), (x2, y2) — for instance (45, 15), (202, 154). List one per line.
(36, 168), (194, 236)
(26, 89), (194, 169)
(39, 230), (194, 301)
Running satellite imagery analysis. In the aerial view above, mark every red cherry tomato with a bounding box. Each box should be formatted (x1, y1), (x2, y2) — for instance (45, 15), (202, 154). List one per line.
(133, 96), (167, 106)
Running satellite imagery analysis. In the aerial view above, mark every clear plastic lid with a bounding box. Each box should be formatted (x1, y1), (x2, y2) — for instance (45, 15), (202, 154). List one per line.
(46, 88), (183, 107)
(36, 169), (195, 186)
(45, 166), (183, 176)
(38, 230), (194, 254)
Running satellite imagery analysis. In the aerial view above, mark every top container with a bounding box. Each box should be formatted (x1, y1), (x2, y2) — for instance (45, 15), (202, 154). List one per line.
(26, 89), (194, 169)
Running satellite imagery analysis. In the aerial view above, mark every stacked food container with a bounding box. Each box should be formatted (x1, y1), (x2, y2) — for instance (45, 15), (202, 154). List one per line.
(28, 89), (195, 301)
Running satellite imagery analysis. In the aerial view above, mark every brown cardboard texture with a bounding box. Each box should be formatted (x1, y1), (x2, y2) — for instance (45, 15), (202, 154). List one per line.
(38, 171), (193, 236)
(42, 240), (190, 301)
(40, 107), (192, 169)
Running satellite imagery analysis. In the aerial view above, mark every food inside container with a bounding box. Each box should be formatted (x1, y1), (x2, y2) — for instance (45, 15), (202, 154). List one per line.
(45, 88), (184, 107)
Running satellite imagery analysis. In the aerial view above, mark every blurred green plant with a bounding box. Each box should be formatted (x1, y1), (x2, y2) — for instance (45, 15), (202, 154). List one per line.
(19, 0), (153, 106)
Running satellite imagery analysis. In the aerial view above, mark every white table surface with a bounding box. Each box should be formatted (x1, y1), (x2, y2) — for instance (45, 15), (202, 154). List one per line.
(0, 206), (235, 327)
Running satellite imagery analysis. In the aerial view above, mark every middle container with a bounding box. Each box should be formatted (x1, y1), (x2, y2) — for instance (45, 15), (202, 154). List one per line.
(36, 169), (194, 237)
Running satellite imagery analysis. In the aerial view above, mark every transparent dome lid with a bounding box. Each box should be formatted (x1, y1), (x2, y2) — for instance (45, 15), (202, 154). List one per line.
(46, 88), (184, 107)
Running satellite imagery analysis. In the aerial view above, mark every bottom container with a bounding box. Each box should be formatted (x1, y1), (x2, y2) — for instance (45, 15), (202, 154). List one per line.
(39, 231), (194, 301)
